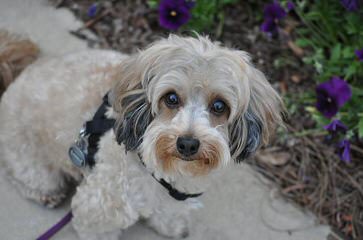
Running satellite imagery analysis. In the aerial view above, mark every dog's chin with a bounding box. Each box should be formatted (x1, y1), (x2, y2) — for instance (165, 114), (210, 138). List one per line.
(154, 135), (221, 177)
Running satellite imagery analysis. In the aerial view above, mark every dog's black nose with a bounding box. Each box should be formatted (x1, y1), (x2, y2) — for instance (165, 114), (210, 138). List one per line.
(176, 136), (200, 158)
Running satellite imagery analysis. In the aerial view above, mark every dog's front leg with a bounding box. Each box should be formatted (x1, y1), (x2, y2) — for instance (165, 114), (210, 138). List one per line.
(146, 204), (190, 238)
(71, 162), (139, 240)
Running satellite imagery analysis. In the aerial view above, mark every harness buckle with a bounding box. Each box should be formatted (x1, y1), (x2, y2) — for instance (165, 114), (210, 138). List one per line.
(69, 124), (89, 168)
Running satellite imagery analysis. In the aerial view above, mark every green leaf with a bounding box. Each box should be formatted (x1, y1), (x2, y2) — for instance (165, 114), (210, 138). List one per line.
(352, 86), (363, 96)
(296, 28), (311, 35)
(295, 38), (313, 47)
(314, 61), (323, 73)
(147, 0), (158, 8)
(331, 44), (341, 61)
(344, 63), (358, 80)
(220, 0), (238, 4)
(358, 117), (363, 138)
(342, 47), (354, 59)
(305, 11), (321, 20)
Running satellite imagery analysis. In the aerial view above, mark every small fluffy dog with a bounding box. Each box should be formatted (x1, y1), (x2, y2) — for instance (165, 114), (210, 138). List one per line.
(0, 35), (282, 240)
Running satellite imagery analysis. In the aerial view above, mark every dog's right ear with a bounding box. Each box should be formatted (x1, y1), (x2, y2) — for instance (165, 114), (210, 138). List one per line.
(228, 50), (285, 163)
(109, 55), (153, 151)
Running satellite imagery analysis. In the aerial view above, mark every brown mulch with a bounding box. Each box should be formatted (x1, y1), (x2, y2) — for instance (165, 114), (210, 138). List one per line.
(250, 124), (363, 240)
(3, 0), (362, 239)
(52, 0), (309, 87)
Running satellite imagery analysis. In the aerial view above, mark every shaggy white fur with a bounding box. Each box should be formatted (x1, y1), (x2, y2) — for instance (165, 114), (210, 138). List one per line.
(0, 35), (282, 239)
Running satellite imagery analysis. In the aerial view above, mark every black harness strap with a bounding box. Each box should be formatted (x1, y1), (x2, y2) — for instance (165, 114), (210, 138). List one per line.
(84, 94), (115, 167)
(69, 93), (203, 201)
(137, 154), (203, 201)
(157, 177), (203, 201)
(68, 94), (115, 168)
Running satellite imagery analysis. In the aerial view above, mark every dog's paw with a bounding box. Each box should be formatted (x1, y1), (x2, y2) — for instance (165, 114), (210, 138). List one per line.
(165, 225), (189, 239)
(39, 192), (67, 208)
(11, 178), (68, 208)
(147, 214), (190, 239)
(153, 225), (189, 239)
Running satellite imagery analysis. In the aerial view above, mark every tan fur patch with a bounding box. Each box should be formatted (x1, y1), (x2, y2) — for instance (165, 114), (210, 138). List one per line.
(155, 134), (220, 176)
(0, 30), (39, 91)
(155, 135), (178, 173)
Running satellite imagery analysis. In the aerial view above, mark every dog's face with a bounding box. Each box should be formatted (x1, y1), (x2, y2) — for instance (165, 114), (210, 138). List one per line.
(111, 35), (282, 178)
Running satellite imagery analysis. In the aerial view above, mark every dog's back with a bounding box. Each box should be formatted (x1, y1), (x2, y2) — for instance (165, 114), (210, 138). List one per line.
(0, 48), (125, 206)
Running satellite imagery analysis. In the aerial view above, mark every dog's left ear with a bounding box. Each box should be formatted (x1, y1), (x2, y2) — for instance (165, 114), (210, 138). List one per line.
(109, 54), (154, 151)
(229, 51), (284, 163)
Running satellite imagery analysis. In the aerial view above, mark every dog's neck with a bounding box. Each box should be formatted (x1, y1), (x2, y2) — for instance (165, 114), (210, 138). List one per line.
(142, 160), (218, 195)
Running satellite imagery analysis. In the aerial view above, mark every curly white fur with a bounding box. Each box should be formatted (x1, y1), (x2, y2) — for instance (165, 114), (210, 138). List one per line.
(0, 35), (283, 239)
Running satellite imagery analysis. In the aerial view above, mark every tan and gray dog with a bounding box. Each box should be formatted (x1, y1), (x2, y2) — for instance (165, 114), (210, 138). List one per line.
(0, 35), (283, 240)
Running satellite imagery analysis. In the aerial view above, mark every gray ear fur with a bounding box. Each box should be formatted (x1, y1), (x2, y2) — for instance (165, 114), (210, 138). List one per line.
(229, 110), (262, 163)
(114, 92), (153, 151)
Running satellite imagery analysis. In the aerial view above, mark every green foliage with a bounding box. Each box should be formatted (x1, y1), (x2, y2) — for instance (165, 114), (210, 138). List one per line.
(192, 0), (239, 31)
(295, 1), (363, 82)
(148, 0), (159, 9)
(148, 0), (239, 35)
(187, 0), (236, 32)
(359, 116), (363, 138)
(294, 0), (363, 139)
(187, 0), (222, 31)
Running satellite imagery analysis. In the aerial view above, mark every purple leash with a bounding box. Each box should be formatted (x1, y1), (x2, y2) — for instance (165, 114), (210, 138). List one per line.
(36, 211), (73, 240)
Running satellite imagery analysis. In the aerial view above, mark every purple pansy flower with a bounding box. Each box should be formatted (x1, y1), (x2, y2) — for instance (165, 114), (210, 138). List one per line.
(185, 0), (196, 9)
(316, 76), (352, 118)
(337, 139), (351, 163)
(260, 1), (287, 34)
(261, 19), (276, 34)
(324, 119), (348, 135)
(287, 1), (295, 11)
(340, 0), (360, 11)
(159, 0), (192, 30)
(88, 3), (98, 17)
(355, 48), (363, 61)
(264, 1), (287, 20)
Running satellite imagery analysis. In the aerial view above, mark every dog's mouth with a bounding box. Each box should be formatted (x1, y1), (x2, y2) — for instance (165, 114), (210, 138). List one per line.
(179, 156), (196, 162)
(173, 154), (212, 164)
(172, 154), (196, 162)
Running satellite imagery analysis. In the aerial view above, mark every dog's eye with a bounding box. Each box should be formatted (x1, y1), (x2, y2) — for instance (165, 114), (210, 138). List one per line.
(211, 99), (226, 115)
(164, 92), (180, 108)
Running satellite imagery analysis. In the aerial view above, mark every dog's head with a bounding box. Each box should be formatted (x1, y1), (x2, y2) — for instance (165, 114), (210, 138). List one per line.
(111, 35), (283, 178)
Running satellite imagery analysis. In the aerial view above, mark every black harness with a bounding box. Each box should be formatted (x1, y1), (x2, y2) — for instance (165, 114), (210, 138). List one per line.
(69, 94), (202, 201)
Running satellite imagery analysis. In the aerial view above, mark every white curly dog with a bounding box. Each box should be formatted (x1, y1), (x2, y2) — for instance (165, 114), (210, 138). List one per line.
(0, 35), (282, 240)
